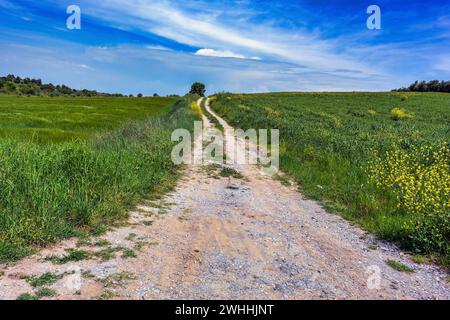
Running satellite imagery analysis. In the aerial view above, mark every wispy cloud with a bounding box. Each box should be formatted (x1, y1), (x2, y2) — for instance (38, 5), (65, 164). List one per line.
(82, 0), (375, 74)
(434, 56), (450, 74)
(2, 0), (449, 93)
(195, 48), (260, 60)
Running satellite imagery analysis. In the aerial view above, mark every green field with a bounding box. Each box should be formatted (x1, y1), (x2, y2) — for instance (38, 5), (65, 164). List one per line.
(0, 95), (177, 142)
(0, 94), (199, 261)
(211, 92), (449, 265)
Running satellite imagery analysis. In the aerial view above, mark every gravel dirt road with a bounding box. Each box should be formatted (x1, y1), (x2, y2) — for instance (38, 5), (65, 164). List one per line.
(0, 98), (448, 300)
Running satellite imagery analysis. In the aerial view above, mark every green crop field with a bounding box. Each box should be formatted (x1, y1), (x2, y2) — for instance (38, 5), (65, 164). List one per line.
(0, 95), (177, 143)
(211, 92), (450, 265)
(0, 94), (199, 261)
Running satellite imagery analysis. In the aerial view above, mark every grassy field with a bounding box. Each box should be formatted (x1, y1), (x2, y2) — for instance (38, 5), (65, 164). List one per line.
(0, 94), (199, 261)
(0, 95), (177, 143)
(211, 92), (449, 265)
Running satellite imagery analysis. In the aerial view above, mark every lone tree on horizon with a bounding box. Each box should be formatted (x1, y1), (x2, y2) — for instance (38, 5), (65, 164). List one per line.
(189, 82), (206, 96)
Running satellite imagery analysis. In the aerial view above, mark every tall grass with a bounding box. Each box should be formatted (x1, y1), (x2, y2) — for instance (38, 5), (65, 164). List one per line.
(0, 96), (199, 261)
(211, 92), (449, 265)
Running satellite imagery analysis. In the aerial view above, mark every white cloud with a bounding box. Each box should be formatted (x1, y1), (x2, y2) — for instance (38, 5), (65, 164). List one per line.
(195, 48), (260, 60)
(0, 43), (394, 95)
(145, 45), (173, 51)
(13, 0), (449, 92)
(82, 0), (376, 75)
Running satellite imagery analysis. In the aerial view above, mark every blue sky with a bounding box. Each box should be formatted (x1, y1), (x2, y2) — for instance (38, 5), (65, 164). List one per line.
(1, 0), (450, 95)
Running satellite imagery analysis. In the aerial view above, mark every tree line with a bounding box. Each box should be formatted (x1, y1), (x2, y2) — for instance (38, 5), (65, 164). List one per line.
(393, 80), (450, 93)
(0, 74), (178, 98)
(0, 74), (119, 97)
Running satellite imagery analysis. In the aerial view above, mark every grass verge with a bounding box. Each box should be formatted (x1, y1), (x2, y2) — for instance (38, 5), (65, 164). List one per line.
(0, 95), (200, 261)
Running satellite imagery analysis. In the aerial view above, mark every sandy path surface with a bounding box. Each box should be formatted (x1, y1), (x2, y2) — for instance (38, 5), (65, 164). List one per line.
(0, 98), (448, 300)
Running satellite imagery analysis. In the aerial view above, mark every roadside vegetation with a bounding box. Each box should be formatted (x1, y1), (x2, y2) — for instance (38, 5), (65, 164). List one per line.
(210, 92), (449, 266)
(0, 94), (200, 261)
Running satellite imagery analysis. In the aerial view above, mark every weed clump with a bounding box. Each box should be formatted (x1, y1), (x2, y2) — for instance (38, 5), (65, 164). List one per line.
(24, 272), (62, 287)
(45, 249), (91, 264)
(390, 107), (413, 120)
(386, 259), (414, 273)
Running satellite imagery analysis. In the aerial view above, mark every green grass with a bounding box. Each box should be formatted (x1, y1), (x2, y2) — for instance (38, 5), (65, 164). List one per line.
(0, 95), (200, 262)
(96, 290), (116, 300)
(35, 287), (57, 298)
(94, 246), (123, 262)
(122, 248), (137, 259)
(45, 249), (92, 264)
(211, 92), (449, 263)
(0, 95), (177, 143)
(219, 167), (244, 179)
(16, 293), (38, 300)
(24, 272), (62, 287)
(94, 239), (111, 247)
(204, 164), (244, 179)
(16, 287), (57, 300)
(385, 259), (415, 273)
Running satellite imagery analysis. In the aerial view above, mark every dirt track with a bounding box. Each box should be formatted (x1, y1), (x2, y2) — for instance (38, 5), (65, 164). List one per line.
(0, 98), (448, 300)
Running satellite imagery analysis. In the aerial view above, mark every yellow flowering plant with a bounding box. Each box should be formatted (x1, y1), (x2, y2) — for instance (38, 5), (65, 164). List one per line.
(369, 143), (449, 256)
(390, 107), (414, 120)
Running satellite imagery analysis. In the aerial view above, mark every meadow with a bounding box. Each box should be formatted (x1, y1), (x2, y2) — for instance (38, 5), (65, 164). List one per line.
(0, 95), (177, 143)
(211, 92), (450, 265)
(0, 94), (199, 261)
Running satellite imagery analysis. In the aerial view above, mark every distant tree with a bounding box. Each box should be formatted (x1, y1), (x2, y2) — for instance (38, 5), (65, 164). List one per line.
(137, 93), (143, 98)
(2, 81), (17, 94)
(444, 81), (450, 93)
(428, 80), (440, 92)
(19, 83), (40, 95)
(153, 93), (159, 97)
(189, 82), (206, 96)
(395, 80), (450, 93)
(408, 81), (419, 92)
